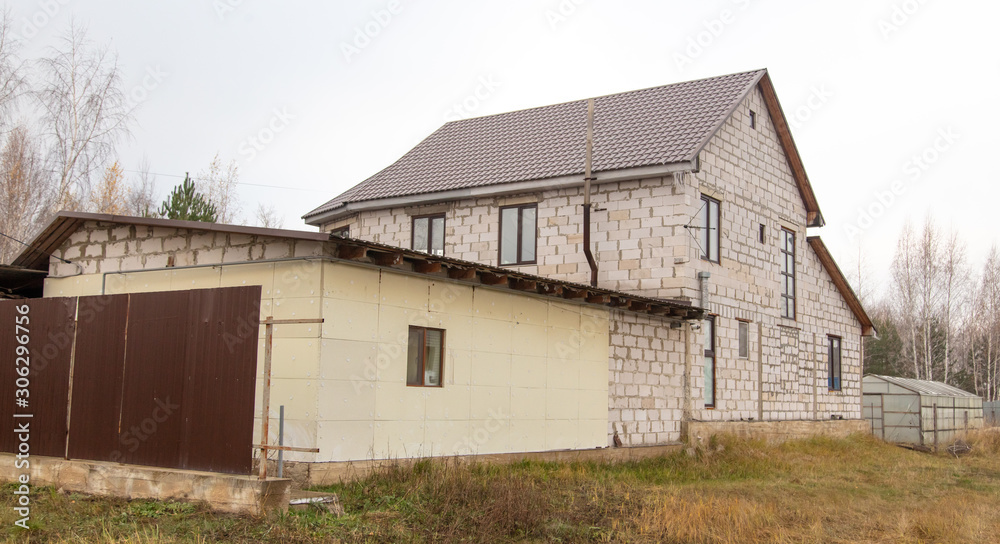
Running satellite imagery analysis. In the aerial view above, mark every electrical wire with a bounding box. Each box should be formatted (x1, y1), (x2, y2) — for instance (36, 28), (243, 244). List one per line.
(121, 169), (328, 193)
(0, 230), (72, 264)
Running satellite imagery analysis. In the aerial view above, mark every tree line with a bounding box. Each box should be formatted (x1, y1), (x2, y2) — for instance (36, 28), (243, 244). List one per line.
(0, 13), (281, 264)
(860, 216), (999, 401)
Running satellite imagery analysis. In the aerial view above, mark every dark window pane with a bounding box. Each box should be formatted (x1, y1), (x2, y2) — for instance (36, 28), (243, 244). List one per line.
(704, 355), (714, 405)
(413, 218), (429, 253)
(699, 200), (709, 259)
(739, 322), (749, 358)
(521, 207), (536, 262)
(407, 328), (422, 385)
(708, 200), (719, 260)
(424, 329), (443, 386)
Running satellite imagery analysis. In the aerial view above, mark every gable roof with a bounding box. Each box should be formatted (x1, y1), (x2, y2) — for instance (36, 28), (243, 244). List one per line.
(807, 236), (876, 337)
(304, 69), (824, 227)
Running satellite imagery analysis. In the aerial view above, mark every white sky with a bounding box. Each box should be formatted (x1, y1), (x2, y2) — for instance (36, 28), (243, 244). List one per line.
(9, 0), (999, 295)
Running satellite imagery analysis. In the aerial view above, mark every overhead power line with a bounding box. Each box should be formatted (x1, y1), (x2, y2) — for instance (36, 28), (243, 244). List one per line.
(122, 169), (328, 193)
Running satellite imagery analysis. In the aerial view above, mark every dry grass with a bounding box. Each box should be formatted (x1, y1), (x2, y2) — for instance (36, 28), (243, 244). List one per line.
(2, 432), (1000, 543)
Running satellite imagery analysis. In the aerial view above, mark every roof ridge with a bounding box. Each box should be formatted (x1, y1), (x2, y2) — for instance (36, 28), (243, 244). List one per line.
(438, 68), (768, 126)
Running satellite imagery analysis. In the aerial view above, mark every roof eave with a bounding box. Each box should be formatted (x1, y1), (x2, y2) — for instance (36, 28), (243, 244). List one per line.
(303, 160), (700, 226)
(756, 73), (825, 228)
(13, 211), (331, 271)
(806, 236), (876, 337)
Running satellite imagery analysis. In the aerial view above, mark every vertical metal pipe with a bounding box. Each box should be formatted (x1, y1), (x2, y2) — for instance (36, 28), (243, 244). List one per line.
(259, 318), (273, 480)
(582, 98), (598, 287)
(277, 405), (285, 478)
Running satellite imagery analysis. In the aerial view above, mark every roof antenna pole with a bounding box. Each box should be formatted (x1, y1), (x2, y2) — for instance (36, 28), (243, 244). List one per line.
(582, 98), (598, 287)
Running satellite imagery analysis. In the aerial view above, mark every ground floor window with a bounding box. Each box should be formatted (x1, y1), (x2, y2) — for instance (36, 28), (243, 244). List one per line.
(738, 320), (749, 359)
(407, 327), (444, 387)
(704, 317), (716, 407)
(828, 336), (842, 391)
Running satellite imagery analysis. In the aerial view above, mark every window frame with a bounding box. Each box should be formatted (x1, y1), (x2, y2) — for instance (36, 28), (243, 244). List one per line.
(411, 214), (446, 256)
(738, 320), (750, 359)
(828, 335), (842, 391)
(780, 227), (796, 319)
(407, 326), (445, 388)
(699, 194), (721, 263)
(704, 316), (716, 408)
(330, 226), (350, 238)
(498, 204), (538, 266)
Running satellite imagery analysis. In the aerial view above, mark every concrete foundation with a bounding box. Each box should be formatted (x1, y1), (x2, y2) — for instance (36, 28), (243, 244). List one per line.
(1, 454), (291, 515)
(278, 444), (684, 487)
(686, 419), (870, 445)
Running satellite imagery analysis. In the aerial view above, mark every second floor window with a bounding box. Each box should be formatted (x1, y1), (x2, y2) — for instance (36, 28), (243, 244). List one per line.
(412, 215), (445, 256)
(499, 204), (536, 265)
(699, 195), (720, 262)
(780, 228), (796, 319)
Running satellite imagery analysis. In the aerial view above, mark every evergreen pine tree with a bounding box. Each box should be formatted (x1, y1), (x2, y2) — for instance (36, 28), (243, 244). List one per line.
(157, 174), (218, 222)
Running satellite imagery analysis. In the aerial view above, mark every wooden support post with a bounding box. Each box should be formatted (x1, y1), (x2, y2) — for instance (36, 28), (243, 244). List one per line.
(258, 317), (324, 480)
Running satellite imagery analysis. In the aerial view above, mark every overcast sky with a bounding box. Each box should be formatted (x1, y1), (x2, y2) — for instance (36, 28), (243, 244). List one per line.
(9, 0), (998, 295)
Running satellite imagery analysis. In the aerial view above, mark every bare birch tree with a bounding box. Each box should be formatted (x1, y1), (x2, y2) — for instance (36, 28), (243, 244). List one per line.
(0, 126), (52, 263)
(254, 202), (283, 229)
(198, 153), (241, 224)
(891, 222), (922, 378)
(939, 228), (969, 383)
(33, 23), (132, 208)
(0, 9), (26, 129)
(125, 156), (157, 217)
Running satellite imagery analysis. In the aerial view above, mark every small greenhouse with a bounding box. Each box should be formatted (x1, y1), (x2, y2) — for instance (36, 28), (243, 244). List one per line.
(863, 375), (984, 446)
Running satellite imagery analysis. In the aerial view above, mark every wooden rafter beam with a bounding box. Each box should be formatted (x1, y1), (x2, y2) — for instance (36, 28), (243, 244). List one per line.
(628, 300), (650, 313)
(337, 244), (366, 261)
(610, 296), (630, 308)
(536, 283), (561, 296)
(446, 266), (476, 280)
(480, 272), (507, 285)
(369, 251), (403, 267)
(509, 278), (537, 291)
(414, 260), (442, 274)
(562, 287), (588, 299)
(586, 293), (610, 304)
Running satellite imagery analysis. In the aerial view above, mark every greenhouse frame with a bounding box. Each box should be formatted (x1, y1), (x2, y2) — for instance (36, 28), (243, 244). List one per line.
(862, 375), (983, 446)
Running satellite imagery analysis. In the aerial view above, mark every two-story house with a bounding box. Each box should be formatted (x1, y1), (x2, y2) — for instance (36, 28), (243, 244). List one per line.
(305, 68), (874, 446)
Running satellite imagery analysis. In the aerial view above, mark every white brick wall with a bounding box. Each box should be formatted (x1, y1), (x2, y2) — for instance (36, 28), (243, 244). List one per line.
(320, 85), (866, 441)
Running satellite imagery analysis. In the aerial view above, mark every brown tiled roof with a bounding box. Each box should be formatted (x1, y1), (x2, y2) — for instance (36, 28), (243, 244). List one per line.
(305, 69), (766, 220)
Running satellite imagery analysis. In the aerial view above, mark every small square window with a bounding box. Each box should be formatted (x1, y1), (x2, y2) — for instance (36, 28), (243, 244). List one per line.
(738, 321), (749, 359)
(407, 327), (444, 387)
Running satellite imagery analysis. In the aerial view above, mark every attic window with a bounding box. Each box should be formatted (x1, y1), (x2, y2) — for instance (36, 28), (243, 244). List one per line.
(749, 110), (757, 129)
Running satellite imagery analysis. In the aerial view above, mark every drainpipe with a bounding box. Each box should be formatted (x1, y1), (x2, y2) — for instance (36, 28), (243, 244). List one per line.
(582, 98), (598, 287)
(697, 270), (711, 310)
